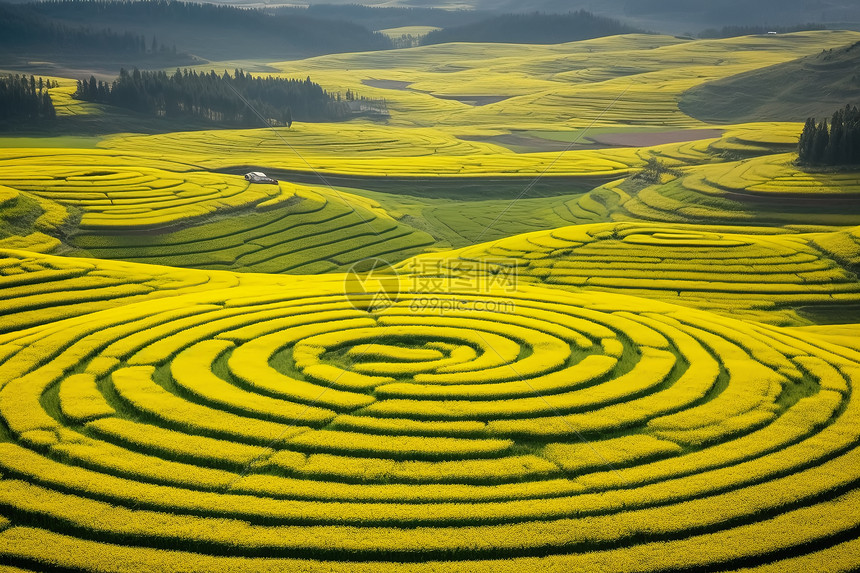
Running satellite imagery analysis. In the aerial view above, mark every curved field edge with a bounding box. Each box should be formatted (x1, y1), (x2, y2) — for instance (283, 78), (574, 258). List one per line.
(0, 263), (858, 570)
(0, 162), (435, 273)
(1, 28), (859, 573)
(2, 121), (857, 266)
(398, 221), (860, 327)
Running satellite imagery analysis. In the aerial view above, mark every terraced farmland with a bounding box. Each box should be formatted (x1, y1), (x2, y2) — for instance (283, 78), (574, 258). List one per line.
(619, 154), (860, 228)
(1, 27), (860, 572)
(0, 151), (282, 230)
(0, 150), (434, 273)
(0, 260), (859, 572)
(101, 123), (649, 178)
(401, 222), (860, 325)
(0, 248), (247, 333)
(71, 185), (433, 274)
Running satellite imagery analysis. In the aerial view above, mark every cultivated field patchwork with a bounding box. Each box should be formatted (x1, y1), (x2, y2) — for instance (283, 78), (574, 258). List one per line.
(0, 259), (859, 571)
(401, 222), (860, 325)
(268, 31), (860, 130)
(0, 151), (434, 272)
(1, 28), (859, 572)
(616, 154), (860, 228)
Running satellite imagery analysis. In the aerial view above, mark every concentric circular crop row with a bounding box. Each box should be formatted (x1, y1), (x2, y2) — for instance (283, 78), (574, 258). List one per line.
(401, 222), (860, 324)
(0, 151), (434, 274)
(620, 154), (860, 227)
(0, 152), (279, 230)
(0, 279), (858, 571)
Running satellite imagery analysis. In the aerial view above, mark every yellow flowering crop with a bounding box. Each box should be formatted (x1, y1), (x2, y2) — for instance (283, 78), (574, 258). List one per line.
(2, 25), (860, 565)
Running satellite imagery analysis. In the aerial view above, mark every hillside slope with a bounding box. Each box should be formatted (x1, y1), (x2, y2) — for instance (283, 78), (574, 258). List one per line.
(679, 40), (860, 123)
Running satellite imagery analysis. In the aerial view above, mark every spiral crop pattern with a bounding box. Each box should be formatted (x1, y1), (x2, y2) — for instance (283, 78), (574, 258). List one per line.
(0, 279), (859, 572)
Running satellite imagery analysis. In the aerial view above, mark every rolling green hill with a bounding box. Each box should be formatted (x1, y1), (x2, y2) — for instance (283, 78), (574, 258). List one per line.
(679, 40), (860, 123)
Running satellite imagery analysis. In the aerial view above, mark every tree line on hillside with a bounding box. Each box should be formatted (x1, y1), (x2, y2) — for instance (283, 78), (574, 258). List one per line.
(0, 2), (183, 57)
(10, 0), (392, 58)
(273, 4), (488, 31)
(74, 68), (384, 127)
(798, 105), (860, 166)
(0, 75), (57, 123)
(421, 11), (644, 45)
(699, 23), (827, 39)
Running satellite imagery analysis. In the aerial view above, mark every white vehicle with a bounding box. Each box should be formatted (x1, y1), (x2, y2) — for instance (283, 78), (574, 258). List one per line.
(244, 171), (278, 184)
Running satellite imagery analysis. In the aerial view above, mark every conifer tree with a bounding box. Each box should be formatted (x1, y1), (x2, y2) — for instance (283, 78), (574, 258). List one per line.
(799, 106), (860, 166)
(72, 68), (374, 126)
(0, 74), (56, 123)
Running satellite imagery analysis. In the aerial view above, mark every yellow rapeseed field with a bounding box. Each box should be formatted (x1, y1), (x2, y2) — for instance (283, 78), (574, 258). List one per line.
(0, 29), (859, 573)
(0, 249), (858, 570)
(402, 221), (860, 324)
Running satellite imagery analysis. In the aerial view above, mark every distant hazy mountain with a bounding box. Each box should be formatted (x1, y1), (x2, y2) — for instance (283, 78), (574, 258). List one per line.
(0, 1), (393, 62)
(421, 11), (643, 45)
(6, 0), (857, 37)
(268, 0), (860, 34)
